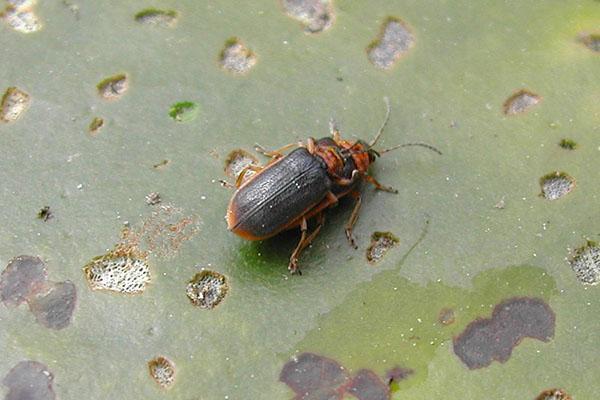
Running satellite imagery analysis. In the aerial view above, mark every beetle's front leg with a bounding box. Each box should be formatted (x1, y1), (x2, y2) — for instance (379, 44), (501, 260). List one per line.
(362, 174), (399, 194)
(289, 213), (325, 274)
(344, 191), (362, 249)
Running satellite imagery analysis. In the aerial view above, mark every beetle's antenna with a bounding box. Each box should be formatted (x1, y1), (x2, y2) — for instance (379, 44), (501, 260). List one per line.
(379, 142), (442, 155)
(369, 97), (391, 147)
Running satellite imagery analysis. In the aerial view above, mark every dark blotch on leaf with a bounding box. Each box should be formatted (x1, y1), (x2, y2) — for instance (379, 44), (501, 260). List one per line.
(346, 369), (390, 400)
(2, 360), (55, 400)
(28, 281), (77, 330)
(453, 297), (555, 369)
(0, 255), (47, 306)
(280, 352), (348, 398)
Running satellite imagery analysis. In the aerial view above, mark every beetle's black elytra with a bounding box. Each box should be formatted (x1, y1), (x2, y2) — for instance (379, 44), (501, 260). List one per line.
(225, 99), (440, 274)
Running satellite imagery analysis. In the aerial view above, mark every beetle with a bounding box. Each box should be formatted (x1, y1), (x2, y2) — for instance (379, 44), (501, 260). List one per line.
(224, 98), (441, 274)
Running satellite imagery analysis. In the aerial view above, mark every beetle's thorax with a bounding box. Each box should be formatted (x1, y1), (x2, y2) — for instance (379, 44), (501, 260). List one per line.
(313, 137), (372, 177)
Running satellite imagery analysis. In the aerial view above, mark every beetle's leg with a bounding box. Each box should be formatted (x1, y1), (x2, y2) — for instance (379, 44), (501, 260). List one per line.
(333, 169), (360, 186)
(344, 191), (362, 249)
(219, 179), (235, 189)
(289, 214), (325, 274)
(307, 137), (317, 154)
(289, 217), (308, 274)
(329, 118), (341, 142)
(254, 142), (299, 159)
(362, 174), (399, 194)
(235, 164), (263, 187)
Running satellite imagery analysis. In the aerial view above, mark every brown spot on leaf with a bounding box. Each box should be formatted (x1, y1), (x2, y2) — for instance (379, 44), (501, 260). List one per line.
(366, 232), (399, 263)
(2, 361), (55, 400)
(367, 18), (415, 70)
(0, 255), (47, 307)
(148, 356), (176, 389)
(1, 6), (42, 33)
(88, 117), (104, 135)
(438, 307), (455, 326)
(135, 8), (178, 27)
(28, 281), (77, 330)
(281, 0), (335, 33)
(224, 149), (258, 180)
(453, 297), (555, 369)
(535, 388), (572, 400)
(219, 38), (257, 74)
(0, 87), (30, 123)
(503, 89), (541, 115)
(97, 74), (128, 100)
(186, 270), (229, 309)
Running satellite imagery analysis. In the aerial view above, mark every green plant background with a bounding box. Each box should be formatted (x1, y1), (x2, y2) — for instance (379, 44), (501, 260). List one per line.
(1, 0), (598, 399)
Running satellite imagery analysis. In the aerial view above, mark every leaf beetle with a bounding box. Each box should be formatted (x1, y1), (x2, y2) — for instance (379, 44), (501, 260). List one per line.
(224, 98), (441, 274)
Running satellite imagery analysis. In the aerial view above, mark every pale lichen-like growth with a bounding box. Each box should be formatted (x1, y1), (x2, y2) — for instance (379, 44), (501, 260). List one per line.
(367, 18), (415, 70)
(281, 0), (335, 33)
(540, 172), (575, 200)
(503, 89), (541, 115)
(186, 270), (229, 309)
(83, 252), (150, 294)
(570, 241), (600, 286)
(220, 38), (257, 74)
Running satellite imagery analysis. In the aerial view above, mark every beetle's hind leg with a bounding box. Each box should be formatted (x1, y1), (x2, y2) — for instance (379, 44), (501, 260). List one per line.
(289, 214), (325, 274)
(254, 142), (300, 159)
(344, 191), (362, 249)
(362, 173), (399, 194)
(235, 164), (263, 187)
